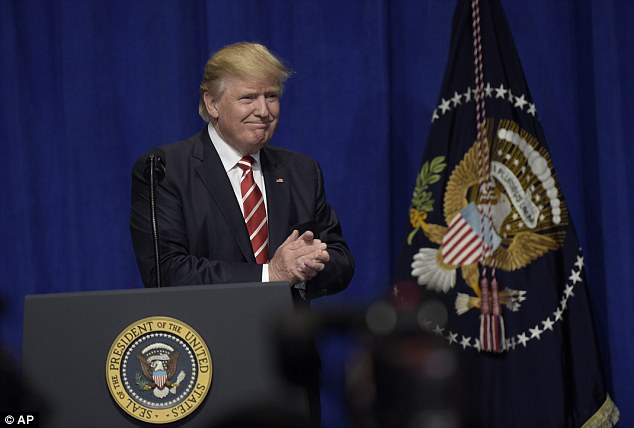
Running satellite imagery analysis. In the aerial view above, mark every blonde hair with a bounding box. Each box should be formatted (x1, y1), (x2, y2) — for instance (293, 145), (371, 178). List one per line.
(198, 42), (292, 121)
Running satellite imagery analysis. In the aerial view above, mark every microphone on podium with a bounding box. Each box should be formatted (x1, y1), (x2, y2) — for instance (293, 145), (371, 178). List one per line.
(143, 149), (166, 288)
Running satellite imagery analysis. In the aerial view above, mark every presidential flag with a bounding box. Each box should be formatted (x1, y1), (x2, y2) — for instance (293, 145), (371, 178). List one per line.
(394, 0), (619, 426)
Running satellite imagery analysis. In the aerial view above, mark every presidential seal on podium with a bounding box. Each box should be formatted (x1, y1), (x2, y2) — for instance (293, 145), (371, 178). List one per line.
(106, 316), (212, 424)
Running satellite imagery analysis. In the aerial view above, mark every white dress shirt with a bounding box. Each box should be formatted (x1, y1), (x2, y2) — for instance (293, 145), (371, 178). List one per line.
(208, 124), (270, 281)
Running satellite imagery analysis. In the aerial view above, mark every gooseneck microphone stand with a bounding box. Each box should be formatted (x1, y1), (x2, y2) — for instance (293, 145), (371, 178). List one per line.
(145, 150), (166, 288)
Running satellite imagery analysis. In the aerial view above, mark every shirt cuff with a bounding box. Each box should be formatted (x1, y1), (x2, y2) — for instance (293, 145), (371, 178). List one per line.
(262, 264), (269, 282)
(262, 265), (305, 299)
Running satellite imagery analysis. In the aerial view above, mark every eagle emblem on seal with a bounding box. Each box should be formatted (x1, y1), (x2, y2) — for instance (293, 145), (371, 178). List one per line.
(136, 342), (186, 398)
(409, 119), (568, 317)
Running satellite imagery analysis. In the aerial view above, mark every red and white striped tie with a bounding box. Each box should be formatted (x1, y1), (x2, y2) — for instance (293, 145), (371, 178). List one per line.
(237, 156), (269, 264)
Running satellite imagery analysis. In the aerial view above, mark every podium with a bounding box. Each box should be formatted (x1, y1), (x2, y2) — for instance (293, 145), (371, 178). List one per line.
(22, 282), (309, 427)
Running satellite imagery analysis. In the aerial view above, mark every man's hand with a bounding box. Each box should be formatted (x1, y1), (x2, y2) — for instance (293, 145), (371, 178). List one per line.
(268, 230), (330, 285)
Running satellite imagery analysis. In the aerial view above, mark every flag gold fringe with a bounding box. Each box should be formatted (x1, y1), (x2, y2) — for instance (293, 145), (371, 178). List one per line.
(582, 394), (620, 428)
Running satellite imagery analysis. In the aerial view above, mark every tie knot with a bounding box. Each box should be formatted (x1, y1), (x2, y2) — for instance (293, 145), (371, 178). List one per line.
(237, 156), (255, 172)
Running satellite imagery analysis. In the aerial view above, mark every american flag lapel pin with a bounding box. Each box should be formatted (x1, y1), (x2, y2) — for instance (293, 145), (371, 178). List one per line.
(276, 178), (284, 183)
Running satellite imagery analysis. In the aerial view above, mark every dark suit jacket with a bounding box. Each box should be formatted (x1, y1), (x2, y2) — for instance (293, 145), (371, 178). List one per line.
(130, 128), (354, 301)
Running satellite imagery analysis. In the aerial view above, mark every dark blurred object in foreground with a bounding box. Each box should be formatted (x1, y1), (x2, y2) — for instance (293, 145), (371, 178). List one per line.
(275, 287), (464, 428)
(0, 296), (47, 419)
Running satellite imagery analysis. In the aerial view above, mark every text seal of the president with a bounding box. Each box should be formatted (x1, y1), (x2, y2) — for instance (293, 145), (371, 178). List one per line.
(106, 316), (212, 424)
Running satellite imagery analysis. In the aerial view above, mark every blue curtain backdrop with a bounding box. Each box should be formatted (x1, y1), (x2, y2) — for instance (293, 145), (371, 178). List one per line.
(1, 1), (632, 427)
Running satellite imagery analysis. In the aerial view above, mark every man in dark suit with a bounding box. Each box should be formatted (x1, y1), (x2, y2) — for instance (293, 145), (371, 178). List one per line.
(129, 42), (354, 425)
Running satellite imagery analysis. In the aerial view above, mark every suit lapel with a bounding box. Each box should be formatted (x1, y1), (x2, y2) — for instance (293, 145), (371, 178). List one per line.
(193, 131), (255, 262)
(261, 148), (290, 254)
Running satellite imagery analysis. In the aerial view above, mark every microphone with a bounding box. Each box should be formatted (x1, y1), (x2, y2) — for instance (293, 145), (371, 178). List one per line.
(144, 149), (166, 288)
(144, 149), (166, 183)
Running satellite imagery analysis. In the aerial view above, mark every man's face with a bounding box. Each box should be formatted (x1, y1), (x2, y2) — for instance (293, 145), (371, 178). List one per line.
(205, 76), (281, 155)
